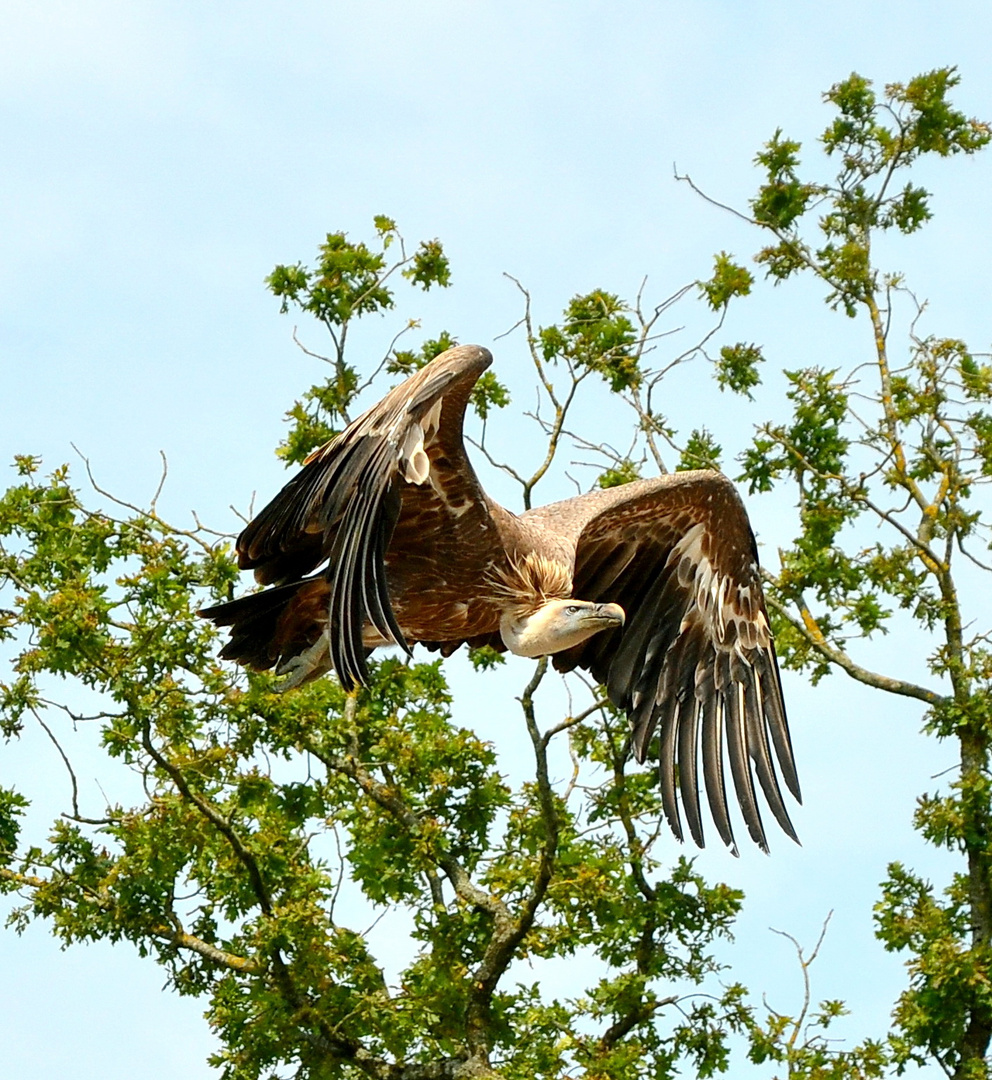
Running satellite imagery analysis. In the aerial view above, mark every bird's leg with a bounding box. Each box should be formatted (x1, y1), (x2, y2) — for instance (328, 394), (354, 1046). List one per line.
(275, 631), (332, 692)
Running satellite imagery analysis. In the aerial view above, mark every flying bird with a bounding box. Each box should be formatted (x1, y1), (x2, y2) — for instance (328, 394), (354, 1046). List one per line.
(201, 344), (800, 853)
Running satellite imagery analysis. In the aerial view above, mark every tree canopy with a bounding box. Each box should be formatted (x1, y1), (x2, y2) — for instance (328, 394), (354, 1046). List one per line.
(2, 68), (991, 1080)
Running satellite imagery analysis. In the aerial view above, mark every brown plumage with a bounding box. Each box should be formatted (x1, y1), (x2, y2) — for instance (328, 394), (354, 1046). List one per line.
(201, 344), (801, 853)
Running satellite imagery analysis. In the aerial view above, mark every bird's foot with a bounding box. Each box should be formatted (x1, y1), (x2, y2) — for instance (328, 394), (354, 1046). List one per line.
(275, 633), (332, 692)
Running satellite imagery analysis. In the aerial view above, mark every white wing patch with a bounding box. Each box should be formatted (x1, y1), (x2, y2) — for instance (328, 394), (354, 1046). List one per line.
(398, 397), (444, 485)
(399, 423), (431, 484)
(667, 523), (770, 653)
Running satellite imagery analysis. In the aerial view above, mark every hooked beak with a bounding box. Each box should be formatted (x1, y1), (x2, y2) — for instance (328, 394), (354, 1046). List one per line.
(583, 602), (625, 628)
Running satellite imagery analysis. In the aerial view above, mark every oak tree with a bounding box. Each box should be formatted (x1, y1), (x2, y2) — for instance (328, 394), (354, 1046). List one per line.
(2, 68), (989, 1080)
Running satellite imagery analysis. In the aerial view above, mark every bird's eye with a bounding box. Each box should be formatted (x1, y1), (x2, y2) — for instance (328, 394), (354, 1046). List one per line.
(565, 605), (580, 615)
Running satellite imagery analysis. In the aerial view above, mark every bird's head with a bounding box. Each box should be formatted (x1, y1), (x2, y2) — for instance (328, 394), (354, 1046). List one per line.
(500, 599), (626, 658)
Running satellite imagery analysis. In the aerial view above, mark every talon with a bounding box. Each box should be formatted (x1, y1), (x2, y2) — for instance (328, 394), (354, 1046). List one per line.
(275, 633), (331, 692)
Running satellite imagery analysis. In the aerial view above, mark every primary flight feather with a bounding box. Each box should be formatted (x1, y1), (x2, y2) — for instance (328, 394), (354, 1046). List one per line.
(201, 344), (801, 853)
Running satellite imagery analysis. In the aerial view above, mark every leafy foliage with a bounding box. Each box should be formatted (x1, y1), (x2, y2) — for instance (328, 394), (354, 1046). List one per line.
(0, 214), (767, 1078)
(677, 430), (723, 473)
(714, 343), (764, 399)
(720, 67), (992, 1077)
(4, 69), (991, 1080)
(598, 459), (642, 490)
(268, 222), (453, 465)
(700, 253), (754, 311)
(388, 331), (460, 375)
(539, 291), (640, 392)
(750, 68), (989, 317)
(0, 456), (756, 1078)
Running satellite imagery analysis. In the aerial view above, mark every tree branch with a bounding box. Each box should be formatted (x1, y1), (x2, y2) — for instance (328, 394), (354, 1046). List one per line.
(463, 659), (560, 1063)
(764, 586), (945, 705)
(154, 924), (263, 975)
(598, 995), (678, 1052)
(139, 716), (275, 917)
(306, 699), (513, 927)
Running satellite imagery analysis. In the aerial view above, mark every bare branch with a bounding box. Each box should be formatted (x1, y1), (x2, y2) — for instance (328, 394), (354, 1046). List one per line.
(541, 696), (611, 748)
(291, 325), (336, 366)
(957, 535), (992, 574)
(150, 450), (168, 512)
(465, 434), (528, 488)
(462, 659), (560, 1060)
(0, 866), (47, 891)
(598, 995), (679, 1051)
(673, 167), (757, 225)
(308, 698), (512, 926)
(71, 445), (216, 555)
(30, 706), (116, 826)
(139, 714), (275, 916)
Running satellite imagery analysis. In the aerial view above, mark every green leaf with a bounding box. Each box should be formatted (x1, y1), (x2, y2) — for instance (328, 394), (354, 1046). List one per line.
(699, 253), (753, 310)
(714, 342), (763, 397)
(678, 430), (723, 472)
(541, 291), (639, 392)
(598, 459), (642, 489)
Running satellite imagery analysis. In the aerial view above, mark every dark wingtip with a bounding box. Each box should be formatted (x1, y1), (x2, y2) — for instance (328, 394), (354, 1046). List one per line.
(335, 661), (370, 695)
(782, 769), (802, 804)
(197, 603), (224, 621)
(774, 792), (802, 846)
(665, 811), (685, 845)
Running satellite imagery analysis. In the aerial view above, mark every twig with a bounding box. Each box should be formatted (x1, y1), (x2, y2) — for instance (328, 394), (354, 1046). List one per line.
(673, 167), (757, 225)
(541, 696), (611, 748)
(30, 706), (112, 825)
(769, 911), (833, 1050)
(150, 451), (168, 512)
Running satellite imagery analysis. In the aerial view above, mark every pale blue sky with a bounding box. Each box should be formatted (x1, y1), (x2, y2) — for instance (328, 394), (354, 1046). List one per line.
(2, 2), (991, 1076)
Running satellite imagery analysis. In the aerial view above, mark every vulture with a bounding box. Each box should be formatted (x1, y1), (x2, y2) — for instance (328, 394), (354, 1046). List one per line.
(201, 344), (800, 853)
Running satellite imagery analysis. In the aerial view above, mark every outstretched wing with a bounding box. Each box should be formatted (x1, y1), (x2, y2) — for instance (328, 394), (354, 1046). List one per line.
(234, 344), (500, 690)
(543, 471), (800, 854)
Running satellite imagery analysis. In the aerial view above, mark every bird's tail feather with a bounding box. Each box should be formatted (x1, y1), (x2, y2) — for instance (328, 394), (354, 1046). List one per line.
(199, 580), (310, 670)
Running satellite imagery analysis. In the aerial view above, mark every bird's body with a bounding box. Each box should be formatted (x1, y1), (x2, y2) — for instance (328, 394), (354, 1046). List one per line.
(201, 344), (800, 853)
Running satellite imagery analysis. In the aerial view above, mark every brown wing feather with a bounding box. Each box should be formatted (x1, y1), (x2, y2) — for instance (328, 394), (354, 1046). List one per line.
(548, 471), (800, 854)
(219, 344), (504, 689)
